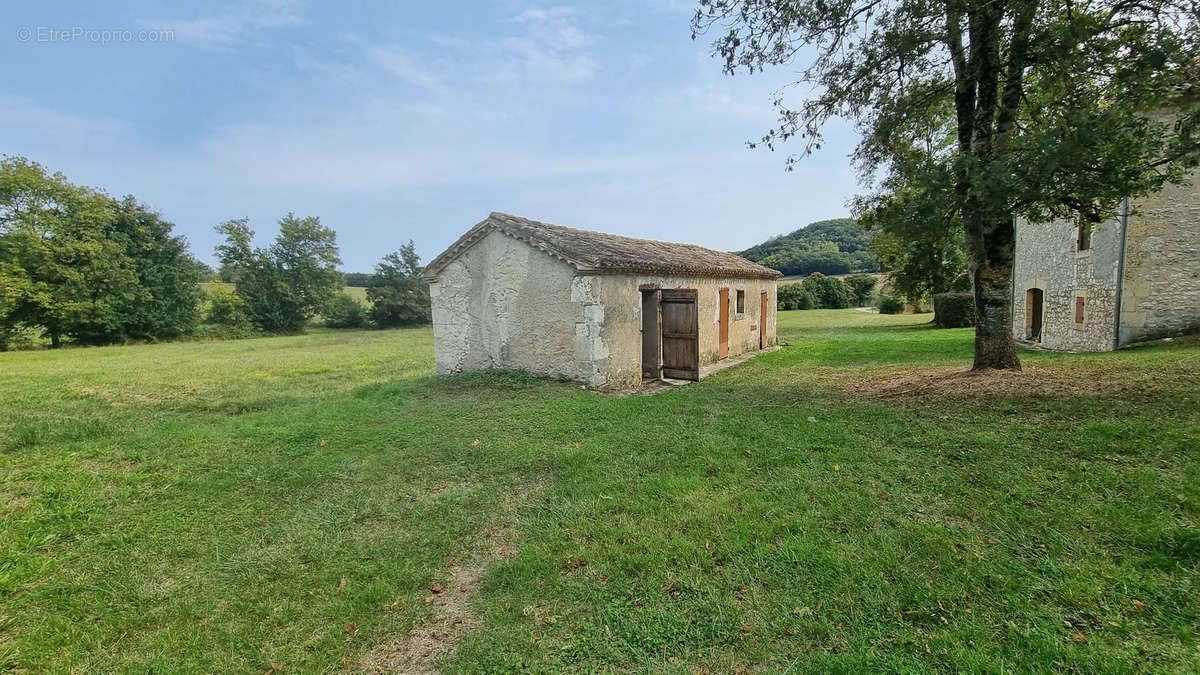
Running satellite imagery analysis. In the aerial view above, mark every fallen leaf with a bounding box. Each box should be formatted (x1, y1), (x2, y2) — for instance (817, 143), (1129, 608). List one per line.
(1072, 632), (1087, 643)
(431, 582), (444, 594)
(878, 490), (889, 500)
(344, 623), (356, 635)
(471, 439), (480, 447)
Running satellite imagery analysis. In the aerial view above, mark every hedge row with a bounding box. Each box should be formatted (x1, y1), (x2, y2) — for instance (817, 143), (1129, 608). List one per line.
(933, 292), (976, 328)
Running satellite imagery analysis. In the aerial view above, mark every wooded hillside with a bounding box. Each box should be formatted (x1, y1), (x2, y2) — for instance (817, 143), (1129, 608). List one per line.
(737, 218), (877, 276)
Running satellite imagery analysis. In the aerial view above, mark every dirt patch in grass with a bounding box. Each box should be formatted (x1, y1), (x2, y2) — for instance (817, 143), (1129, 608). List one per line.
(364, 543), (514, 674)
(851, 360), (1199, 401)
(361, 480), (544, 674)
(3, 492), (32, 513)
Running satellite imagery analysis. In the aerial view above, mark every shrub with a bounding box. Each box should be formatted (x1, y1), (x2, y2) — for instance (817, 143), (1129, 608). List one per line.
(933, 292), (976, 328)
(323, 294), (368, 329)
(801, 273), (854, 309)
(192, 321), (261, 340)
(777, 284), (816, 310)
(877, 294), (906, 314)
(204, 283), (252, 328)
(0, 323), (44, 351)
(845, 274), (878, 306)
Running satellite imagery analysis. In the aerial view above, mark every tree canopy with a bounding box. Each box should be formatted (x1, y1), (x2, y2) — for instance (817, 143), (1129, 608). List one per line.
(0, 156), (201, 348)
(367, 241), (431, 328)
(215, 214), (343, 334)
(694, 0), (1200, 369)
(856, 150), (971, 304)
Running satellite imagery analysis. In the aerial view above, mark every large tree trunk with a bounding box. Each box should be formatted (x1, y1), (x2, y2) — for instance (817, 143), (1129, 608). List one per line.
(965, 212), (1021, 370)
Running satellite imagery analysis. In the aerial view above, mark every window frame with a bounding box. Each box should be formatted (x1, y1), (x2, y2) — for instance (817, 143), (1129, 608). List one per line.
(1076, 223), (1092, 252)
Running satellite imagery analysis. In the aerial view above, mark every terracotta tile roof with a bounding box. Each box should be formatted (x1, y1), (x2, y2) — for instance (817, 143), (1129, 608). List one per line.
(422, 212), (782, 281)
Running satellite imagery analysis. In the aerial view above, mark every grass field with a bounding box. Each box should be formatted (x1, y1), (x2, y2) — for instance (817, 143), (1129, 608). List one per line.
(2, 311), (1197, 672)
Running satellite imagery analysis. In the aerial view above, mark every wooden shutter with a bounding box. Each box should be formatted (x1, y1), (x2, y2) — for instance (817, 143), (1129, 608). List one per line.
(660, 289), (699, 380)
(718, 288), (729, 359)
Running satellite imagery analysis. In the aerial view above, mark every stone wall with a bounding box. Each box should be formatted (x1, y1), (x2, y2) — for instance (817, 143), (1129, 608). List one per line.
(1118, 174), (1200, 344)
(429, 230), (583, 379)
(591, 274), (777, 389)
(1011, 215), (1122, 352)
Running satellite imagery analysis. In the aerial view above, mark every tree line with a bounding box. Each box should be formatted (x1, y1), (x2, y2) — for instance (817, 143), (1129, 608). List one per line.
(0, 156), (431, 350)
(777, 273), (877, 311)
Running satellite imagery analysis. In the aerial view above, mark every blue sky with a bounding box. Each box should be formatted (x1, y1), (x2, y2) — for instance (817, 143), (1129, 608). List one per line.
(2, 0), (860, 271)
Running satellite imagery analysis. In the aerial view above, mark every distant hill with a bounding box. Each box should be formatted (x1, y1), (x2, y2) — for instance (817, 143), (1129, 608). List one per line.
(737, 218), (877, 277)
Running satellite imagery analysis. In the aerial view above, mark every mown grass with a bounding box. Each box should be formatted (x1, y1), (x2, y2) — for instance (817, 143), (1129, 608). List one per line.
(1, 311), (1197, 672)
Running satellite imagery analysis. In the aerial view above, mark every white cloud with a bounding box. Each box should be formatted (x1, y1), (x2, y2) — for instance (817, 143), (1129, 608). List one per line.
(140, 0), (307, 47)
(364, 46), (442, 90)
(513, 7), (593, 50)
(468, 6), (599, 87)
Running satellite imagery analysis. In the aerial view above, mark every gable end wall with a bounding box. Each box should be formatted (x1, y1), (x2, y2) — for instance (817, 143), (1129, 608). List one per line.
(1119, 176), (1200, 344)
(428, 229), (583, 379)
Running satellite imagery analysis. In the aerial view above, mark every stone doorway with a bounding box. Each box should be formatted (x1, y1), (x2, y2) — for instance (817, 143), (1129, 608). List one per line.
(1025, 288), (1044, 340)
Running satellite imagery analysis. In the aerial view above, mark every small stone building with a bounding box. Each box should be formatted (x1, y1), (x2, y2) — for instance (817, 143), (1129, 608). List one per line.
(421, 212), (781, 388)
(1011, 169), (1200, 351)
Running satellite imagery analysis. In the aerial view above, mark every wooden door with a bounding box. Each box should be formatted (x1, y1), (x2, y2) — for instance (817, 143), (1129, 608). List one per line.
(1026, 288), (1044, 340)
(760, 291), (768, 349)
(718, 288), (730, 359)
(641, 290), (661, 379)
(660, 289), (699, 380)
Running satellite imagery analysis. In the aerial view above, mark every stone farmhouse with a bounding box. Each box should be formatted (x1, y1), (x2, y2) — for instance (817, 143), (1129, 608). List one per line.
(1011, 166), (1200, 352)
(421, 212), (781, 389)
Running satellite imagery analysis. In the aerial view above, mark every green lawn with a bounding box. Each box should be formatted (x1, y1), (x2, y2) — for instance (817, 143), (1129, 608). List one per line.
(2, 311), (1197, 672)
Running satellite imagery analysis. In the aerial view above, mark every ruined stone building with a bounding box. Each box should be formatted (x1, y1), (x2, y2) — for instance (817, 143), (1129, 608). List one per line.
(1011, 169), (1200, 352)
(421, 212), (781, 389)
